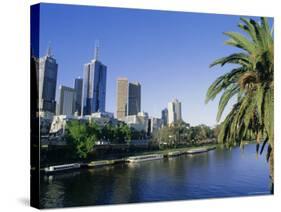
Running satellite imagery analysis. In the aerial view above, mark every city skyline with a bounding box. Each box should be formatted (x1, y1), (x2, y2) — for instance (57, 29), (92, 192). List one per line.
(38, 3), (273, 126)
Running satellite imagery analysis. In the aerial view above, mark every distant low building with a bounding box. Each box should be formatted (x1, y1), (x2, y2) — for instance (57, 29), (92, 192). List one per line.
(50, 112), (119, 136)
(122, 112), (149, 132)
(90, 111), (114, 119)
(49, 115), (78, 135)
(85, 112), (117, 126)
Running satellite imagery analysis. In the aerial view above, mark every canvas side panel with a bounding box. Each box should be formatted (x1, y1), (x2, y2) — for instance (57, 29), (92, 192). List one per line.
(30, 4), (40, 209)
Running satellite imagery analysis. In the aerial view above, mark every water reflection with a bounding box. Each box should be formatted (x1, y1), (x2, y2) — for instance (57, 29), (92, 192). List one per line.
(40, 144), (271, 208)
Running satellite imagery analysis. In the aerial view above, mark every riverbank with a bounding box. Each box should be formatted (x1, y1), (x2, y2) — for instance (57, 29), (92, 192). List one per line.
(40, 143), (270, 208)
(42, 144), (217, 174)
(135, 144), (216, 157)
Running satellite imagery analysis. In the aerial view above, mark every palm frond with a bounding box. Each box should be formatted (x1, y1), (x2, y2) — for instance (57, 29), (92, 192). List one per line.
(209, 53), (250, 68)
(224, 31), (256, 53)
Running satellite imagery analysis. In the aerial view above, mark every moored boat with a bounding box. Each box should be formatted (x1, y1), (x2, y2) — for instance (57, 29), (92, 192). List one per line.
(206, 146), (216, 151)
(167, 151), (182, 157)
(44, 163), (80, 173)
(127, 154), (163, 162)
(186, 148), (208, 154)
(87, 160), (114, 168)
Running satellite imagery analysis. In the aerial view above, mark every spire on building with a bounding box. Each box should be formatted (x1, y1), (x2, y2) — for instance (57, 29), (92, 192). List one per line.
(94, 40), (100, 60)
(46, 41), (52, 57)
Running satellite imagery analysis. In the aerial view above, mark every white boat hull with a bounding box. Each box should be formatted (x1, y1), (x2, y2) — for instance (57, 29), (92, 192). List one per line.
(127, 154), (163, 163)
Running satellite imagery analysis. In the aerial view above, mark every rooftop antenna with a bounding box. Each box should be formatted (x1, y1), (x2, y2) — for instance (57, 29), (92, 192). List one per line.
(94, 40), (100, 60)
(47, 41), (52, 57)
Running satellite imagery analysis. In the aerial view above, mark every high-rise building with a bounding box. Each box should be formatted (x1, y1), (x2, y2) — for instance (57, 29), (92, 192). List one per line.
(161, 108), (168, 126)
(38, 46), (58, 114)
(81, 45), (107, 115)
(74, 77), (83, 115)
(150, 117), (162, 134)
(116, 78), (141, 120)
(168, 99), (182, 125)
(128, 82), (141, 115)
(174, 99), (182, 121)
(116, 78), (129, 119)
(58, 85), (76, 115)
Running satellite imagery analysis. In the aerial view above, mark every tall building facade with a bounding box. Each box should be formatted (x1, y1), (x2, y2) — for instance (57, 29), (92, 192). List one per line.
(38, 47), (58, 114)
(116, 78), (141, 120)
(74, 77), (83, 115)
(174, 99), (182, 121)
(116, 78), (129, 119)
(168, 99), (182, 125)
(128, 82), (141, 115)
(81, 47), (107, 115)
(161, 108), (168, 126)
(149, 117), (163, 134)
(58, 85), (76, 115)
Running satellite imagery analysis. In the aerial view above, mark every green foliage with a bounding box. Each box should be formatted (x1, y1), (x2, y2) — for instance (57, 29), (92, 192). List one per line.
(206, 17), (273, 145)
(101, 124), (115, 142)
(205, 17), (274, 183)
(109, 124), (132, 144)
(66, 121), (137, 158)
(66, 120), (99, 159)
(153, 121), (215, 147)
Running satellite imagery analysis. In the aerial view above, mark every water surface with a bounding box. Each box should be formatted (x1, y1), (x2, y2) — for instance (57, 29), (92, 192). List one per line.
(40, 144), (271, 208)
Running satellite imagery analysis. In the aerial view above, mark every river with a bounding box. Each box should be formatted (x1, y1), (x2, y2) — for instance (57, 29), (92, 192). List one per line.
(40, 144), (271, 208)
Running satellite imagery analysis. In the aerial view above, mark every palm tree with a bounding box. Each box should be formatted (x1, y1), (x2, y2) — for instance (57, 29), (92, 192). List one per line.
(205, 17), (274, 192)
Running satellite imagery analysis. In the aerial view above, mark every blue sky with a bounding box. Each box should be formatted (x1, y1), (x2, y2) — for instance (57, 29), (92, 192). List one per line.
(37, 3), (272, 126)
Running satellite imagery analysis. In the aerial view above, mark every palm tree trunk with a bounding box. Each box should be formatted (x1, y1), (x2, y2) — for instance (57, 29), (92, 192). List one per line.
(256, 131), (260, 159)
(269, 146), (274, 194)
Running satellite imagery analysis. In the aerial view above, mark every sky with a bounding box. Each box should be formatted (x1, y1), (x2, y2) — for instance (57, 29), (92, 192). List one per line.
(36, 3), (273, 127)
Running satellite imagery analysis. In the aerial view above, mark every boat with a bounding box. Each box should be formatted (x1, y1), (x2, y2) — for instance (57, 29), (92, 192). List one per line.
(167, 151), (182, 157)
(206, 146), (216, 151)
(185, 148), (208, 154)
(87, 160), (114, 168)
(44, 163), (80, 173)
(126, 154), (163, 162)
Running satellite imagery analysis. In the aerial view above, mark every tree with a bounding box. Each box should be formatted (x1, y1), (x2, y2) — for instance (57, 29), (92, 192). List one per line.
(153, 122), (215, 148)
(206, 17), (274, 192)
(102, 123), (115, 142)
(120, 124), (132, 143)
(66, 120), (97, 159)
(110, 124), (131, 144)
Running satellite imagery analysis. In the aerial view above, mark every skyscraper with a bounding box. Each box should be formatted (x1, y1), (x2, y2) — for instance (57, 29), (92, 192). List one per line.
(38, 46), (58, 114)
(128, 82), (141, 115)
(58, 85), (76, 115)
(174, 99), (182, 121)
(161, 108), (168, 126)
(116, 78), (141, 120)
(74, 77), (83, 115)
(116, 78), (128, 119)
(168, 99), (182, 125)
(81, 45), (107, 115)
